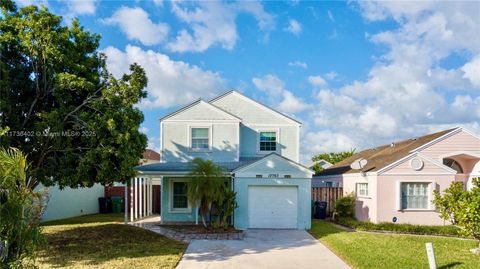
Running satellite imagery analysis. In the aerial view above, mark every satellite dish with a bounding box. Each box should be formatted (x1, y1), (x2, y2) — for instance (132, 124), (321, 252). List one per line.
(350, 158), (368, 170)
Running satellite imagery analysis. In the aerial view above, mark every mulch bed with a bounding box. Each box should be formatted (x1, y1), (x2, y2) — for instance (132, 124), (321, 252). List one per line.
(160, 224), (242, 234)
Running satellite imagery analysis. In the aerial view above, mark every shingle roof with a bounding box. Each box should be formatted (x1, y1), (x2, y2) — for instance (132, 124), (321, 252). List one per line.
(134, 157), (261, 173)
(143, 149), (160, 161)
(316, 128), (457, 176)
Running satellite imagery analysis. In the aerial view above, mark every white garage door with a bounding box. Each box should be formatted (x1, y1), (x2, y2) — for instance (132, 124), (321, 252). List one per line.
(248, 186), (298, 229)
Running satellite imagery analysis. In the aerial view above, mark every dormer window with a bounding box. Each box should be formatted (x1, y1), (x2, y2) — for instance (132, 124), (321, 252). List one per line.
(191, 127), (210, 151)
(259, 131), (277, 152)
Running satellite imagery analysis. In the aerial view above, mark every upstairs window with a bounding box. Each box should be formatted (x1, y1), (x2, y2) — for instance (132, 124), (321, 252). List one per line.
(191, 127), (209, 150)
(259, 131), (277, 152)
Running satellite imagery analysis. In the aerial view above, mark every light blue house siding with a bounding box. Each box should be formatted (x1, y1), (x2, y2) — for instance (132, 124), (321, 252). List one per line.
(233, 178), (311, 230)
(35, 183), (104, 222)
(160, 177), (198, 222)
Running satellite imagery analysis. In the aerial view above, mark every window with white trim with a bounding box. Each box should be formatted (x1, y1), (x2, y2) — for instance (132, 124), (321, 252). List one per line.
(401, 182), (429, 209)
(172, 182), (188, 209)
(191, 127), (209, 150)
(356, 183), (368, 197)
(259, 131), (277, 151)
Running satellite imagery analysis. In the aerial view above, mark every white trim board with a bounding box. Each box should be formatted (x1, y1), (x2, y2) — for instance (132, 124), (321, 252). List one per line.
(160, 99), (242, 122)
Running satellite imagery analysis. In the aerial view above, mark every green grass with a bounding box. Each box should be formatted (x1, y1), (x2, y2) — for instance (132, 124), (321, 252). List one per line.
(335, 217), (461, 237)
(37, 214), (186, 269)
(309, 220), (480, 269)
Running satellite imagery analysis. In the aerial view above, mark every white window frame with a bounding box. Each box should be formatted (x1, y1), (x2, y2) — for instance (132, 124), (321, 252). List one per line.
(188, 125), (212, 152)
(169, 179), (191, 213)
(397, 181), (435, 211)
(257, 128), (280, 154)
(356, 183), (369, 198)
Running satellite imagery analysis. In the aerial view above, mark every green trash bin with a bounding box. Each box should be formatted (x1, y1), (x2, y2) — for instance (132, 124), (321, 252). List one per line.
(111, 196), (123, 213)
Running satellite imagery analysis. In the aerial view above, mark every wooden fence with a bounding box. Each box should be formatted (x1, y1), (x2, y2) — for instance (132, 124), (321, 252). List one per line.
(311, 187), (343, 216)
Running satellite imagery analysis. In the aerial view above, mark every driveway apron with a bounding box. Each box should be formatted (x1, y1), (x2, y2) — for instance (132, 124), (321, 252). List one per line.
(176, 229), (350, 269)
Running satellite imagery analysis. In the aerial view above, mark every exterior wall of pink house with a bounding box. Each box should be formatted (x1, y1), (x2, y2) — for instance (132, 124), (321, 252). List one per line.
(341, 174), (377, 222)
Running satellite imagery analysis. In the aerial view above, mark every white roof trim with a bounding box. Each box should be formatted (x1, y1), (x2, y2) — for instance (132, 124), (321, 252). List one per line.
(233, 152), (314, 174)
(313, 172), (377, 179)
(209, 90), (302, 125)
(160, 99), (242, 122)
(377, 152), (457, 175)
(408, 127), (463, 153)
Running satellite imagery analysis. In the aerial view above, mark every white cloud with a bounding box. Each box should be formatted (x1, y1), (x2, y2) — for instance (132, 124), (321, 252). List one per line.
(303, 130), (356, 160)
(325, 71), (338, 80)
(327, 10), (335, 22)
(153, 0), (164, 7)
(103, 6), (169, 46)
(252, 74), (310, 114)
(288, 61), (308, 69)
(66, 0), (96, 15)
(299, 1), (480, 161)
(308, 75), (327, 87)
(139, 127), (149, 134)
(462, 55), (480, 87)
(284, 19), (302, 36)
(167, 1), (274, 52)
(103, 45), (226, 109)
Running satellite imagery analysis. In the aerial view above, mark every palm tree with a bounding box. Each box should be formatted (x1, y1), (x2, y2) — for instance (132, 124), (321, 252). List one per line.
(0, 147), (44, 267)
(186, 158), (228, 228)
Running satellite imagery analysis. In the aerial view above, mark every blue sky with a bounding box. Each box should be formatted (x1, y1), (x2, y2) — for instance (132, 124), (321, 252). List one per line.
(17, 0), (480, 163)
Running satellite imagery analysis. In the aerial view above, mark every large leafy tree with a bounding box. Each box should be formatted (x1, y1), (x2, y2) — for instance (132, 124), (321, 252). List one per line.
(434, 178), (480, 253)
(186, 158), (229, 228)
(0, 1), (147, 188)
(311, 149), (356, 173)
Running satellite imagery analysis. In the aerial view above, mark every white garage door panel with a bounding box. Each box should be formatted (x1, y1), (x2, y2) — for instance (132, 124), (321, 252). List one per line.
(248, 186), (298, 229)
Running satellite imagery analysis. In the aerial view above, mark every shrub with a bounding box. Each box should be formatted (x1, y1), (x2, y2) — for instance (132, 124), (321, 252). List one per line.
(434, 178), (480, 252)
(335, 217), (461, 237)
(334, 193), (355, 218)
(0, 148), (45, 268)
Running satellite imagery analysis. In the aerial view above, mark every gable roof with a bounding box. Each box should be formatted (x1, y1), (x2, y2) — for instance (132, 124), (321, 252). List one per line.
(316, 128), (458, 176)
(159, 99), (242, 122)
(209, 90), (302, 125)
(233, 152), (314, 175)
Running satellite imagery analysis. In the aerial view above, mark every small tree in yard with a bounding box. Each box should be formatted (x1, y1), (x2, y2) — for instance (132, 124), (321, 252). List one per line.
(186, 158), (230, 228)
(0, 148), (45, 268)
(334, 193), (356, 220)
(434, 178), (480, 254)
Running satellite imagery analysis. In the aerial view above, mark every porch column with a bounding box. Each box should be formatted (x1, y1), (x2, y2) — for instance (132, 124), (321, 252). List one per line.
(147, 177), (152, 216)
(124, 180), (128, 224)
(150, 178), (153, 215)
(130, 178), (134, 222)
(134, 177), (138, 220)
(160, 176), (164, 224)
(141, 177), (144, 218)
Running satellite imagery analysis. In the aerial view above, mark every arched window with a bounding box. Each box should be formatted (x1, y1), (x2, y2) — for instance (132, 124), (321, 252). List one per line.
(443, 158), (463, 173)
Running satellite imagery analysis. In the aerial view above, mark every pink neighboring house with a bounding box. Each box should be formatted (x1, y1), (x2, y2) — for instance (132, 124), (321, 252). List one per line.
(313, 127), (480, 225)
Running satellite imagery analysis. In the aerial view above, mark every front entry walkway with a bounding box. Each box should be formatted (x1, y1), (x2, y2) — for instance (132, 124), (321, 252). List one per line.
(176, 229), (350, 269)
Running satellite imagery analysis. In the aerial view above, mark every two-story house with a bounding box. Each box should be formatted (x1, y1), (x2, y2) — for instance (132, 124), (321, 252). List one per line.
(132, 91), (313, 230)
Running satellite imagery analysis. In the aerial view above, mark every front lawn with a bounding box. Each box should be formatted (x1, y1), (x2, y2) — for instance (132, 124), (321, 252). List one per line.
(37, 214), (186, 269)
(309, 220), (480, 269)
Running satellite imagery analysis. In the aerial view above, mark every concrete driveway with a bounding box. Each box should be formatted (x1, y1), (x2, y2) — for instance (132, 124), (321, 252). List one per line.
(176, 229), (350, 269)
